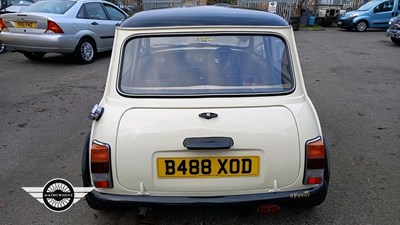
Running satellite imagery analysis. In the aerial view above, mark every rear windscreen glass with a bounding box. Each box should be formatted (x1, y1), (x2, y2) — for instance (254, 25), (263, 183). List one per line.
(24, 1), (75, 14)
(119, 34), (294, 96)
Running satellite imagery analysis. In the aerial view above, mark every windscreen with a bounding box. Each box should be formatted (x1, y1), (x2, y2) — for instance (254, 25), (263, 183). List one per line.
(358, 1), (377, 11)
(119, 34), (294, 96)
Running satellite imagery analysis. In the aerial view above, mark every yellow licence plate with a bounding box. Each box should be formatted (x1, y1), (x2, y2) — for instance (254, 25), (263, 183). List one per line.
(15, 22), (37, 29)
(157, 156), (259, 178)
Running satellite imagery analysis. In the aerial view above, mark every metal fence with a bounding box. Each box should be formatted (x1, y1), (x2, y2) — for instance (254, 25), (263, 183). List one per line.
(238, 0), (367, 12)
(343, 0), (368, 10)
(143, 0), (181, 10)
(110, 0), (369, 15)
(111, 0), (205, 14)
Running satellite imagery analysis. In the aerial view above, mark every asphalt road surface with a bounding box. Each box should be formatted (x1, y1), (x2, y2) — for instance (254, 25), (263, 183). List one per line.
(0, 28), (399, 225)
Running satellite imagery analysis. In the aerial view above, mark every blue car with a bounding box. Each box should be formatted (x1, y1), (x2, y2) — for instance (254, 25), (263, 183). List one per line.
(338, 0), (399, 31)
(386, 15), (400, 45)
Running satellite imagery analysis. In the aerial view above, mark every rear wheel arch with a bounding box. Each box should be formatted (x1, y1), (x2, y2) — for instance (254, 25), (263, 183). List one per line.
(81, 35), (97, 49)
(82, 133), (91, 187)
(323, 138), (331, 184)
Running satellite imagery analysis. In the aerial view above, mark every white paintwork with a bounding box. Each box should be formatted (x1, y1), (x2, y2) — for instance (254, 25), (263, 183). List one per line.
(117, 106), (299, 194)
(90, 25), (323, 197)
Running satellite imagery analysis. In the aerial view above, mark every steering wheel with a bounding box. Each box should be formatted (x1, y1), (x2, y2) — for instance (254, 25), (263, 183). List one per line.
(209, 47), (241, 76)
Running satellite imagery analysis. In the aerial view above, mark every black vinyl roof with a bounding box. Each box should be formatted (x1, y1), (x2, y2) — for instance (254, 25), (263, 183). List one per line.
(121, 6), (288, 28)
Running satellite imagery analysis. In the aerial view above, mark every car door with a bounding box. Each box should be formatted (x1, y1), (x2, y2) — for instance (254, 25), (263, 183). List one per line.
(371, 0), (395, 27)
(97, 2), (127, 50)
(79, 2), (119, 51)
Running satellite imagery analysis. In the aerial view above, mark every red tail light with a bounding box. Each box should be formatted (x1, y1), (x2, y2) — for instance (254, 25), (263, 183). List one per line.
(307, 177), (322, 184)
(0, 18), (8, 31)
(258, 204), (280, 214)
(94, 181), (110, 188)
(304, 137), (325, 185)
(90, 141), (113, 188)
(46, 20), (64, 34)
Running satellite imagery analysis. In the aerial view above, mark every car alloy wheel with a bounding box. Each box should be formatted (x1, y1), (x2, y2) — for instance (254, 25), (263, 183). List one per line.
(356, 21), (367, 32)
(75, 38), (96, 64)
(81, 42), (94, 61)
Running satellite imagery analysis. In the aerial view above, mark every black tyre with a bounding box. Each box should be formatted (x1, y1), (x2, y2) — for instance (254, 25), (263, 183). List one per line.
(0, 42), (5, 54)
(355, 20), (368, 32)
(74, 38), (96, 64)
(23, 52), (46, 60)
(391, 37), (400, 46)
(292, 23), (300, 31)
(82, 133), (112, 211)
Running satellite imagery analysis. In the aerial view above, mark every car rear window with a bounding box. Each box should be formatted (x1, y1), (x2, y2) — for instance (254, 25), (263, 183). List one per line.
(119, 34), (294, 96)
(24, 0), (75, 14)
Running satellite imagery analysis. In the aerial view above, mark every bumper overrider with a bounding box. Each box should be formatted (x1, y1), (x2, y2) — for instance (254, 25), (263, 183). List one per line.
(86, 181), (328, 207)
(338, 17), (356, 29)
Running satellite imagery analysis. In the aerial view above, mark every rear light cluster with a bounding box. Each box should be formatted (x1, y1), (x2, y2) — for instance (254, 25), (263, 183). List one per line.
(91, 141), (113, 188)
(45, 20), (64, 34)
(0, 19), (8, 31)
(303, 137), (326, 185)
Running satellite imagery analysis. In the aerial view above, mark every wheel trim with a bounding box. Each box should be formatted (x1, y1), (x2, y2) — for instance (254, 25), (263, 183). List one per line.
(357, 22), (366, 31)
(80, 42), (94, 61)
(0, 43), (5, 53)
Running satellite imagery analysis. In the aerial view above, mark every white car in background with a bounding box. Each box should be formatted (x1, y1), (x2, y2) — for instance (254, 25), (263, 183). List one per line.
(0, 0), (128, 63)
(82, 6), (330, 211)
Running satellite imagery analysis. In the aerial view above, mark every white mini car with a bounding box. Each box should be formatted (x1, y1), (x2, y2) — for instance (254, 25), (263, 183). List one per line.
(82, 6), (330, 211)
